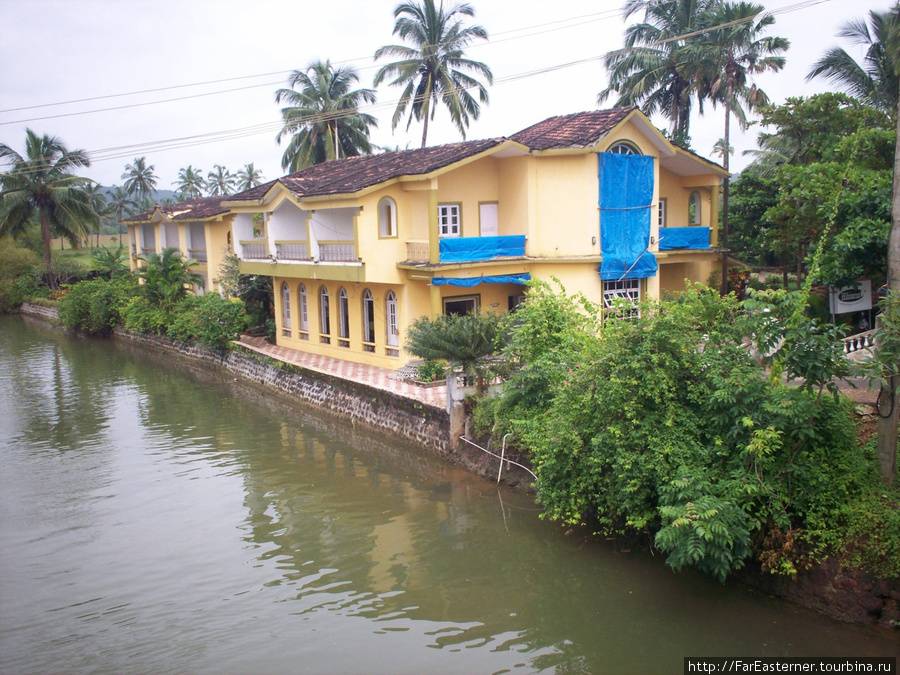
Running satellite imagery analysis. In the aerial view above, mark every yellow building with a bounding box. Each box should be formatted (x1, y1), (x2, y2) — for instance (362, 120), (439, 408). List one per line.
(128, 107), (725, 370)
(123, 197), (234, 294)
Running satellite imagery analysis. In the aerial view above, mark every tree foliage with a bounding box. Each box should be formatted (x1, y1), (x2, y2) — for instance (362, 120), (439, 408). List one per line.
(406, 312), (501, 382)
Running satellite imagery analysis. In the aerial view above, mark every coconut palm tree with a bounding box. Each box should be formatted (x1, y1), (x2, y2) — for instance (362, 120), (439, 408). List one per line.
(84, 182), (111, 248)
(121, 157), (158, 200)
(0, 129), (96, 287)
(374, 0), (493, 147)
(807, 9), (900, 114)
(275, 61), (377, 171)
(698, 0), (788, 293)
(206, 164), (235, 196)
(599, 0), (716, 147)
(712, 137), (734, 161)
(174, 165), (206, 199)
(108, 186), (137, 235)
(235, 163), (264, 191)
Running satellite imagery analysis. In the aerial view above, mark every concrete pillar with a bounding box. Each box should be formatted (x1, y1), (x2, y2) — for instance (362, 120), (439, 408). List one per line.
(429, 284), (442, 318)
(428, 183), (439, 265)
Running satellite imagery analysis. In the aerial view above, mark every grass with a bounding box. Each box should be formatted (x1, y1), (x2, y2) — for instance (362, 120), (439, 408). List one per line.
(53, 242), (125, 273)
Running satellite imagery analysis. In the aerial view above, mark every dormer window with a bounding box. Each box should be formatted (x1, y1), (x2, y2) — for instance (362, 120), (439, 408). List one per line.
(378, 197), (398, 238)
(608, 141), (642, 155)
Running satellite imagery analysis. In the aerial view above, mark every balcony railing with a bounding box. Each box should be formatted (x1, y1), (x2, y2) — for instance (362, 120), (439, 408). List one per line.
(406, 240), (429, 262)
(188, 248), (208, 263)
(275, 240), (310, 261)
(439, 235), (526, 263)
(141, 246), (155, 256)
(241, 239), (268, 260)
(318, 240), (357, 262)
(658, 226), (711, 251)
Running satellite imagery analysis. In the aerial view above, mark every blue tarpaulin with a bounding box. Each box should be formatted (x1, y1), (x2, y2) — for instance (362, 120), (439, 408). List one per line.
(659, 226), (711, 250)
(432, 273), (531, 288)
(598, 153), (658, 281)
(439, 235), (526, 263)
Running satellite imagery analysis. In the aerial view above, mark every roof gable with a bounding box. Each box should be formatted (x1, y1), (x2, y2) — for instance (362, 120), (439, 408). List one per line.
(510, 107), (635, 150)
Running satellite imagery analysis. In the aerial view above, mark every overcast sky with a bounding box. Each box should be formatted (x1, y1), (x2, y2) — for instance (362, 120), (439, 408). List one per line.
(1, 0), (893, 188)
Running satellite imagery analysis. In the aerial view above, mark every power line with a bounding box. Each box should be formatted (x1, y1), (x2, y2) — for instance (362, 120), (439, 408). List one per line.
(1, 0), (833, 177)
(0, 7), (627, 117)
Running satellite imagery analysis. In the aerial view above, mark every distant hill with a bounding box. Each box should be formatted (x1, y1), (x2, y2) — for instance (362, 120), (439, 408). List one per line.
(99, 185), (177, 205)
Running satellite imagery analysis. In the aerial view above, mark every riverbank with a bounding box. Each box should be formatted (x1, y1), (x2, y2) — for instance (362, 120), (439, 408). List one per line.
(14, 303), (898, 629)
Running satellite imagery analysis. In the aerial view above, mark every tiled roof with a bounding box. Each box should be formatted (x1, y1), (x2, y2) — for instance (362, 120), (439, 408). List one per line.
(229, 138), (504, 202)
(124, 196), (229, 223)
(510, 107), (635, 150)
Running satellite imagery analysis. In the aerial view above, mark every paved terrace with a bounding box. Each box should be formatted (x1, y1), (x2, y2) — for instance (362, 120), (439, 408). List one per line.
(235, 336), (447, 410)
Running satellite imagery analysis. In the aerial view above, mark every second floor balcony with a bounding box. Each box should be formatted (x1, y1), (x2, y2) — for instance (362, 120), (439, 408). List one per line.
(188, 247), (208, 263)
(404, 234), (527, 265)
(658, 226), (711, 251)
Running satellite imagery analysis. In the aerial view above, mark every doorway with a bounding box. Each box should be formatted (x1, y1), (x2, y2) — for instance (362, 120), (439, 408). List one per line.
(443, 295), (480, 316)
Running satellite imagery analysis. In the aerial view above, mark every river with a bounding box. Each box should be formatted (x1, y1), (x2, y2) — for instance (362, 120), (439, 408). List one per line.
(0, 315), (895, 674)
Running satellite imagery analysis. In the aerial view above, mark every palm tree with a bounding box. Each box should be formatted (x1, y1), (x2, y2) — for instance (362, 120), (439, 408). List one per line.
(374, 0), (493, 147)
(121, 157), (158, 201)
(712, 137), (734, 161)
(0, 129), (97, 287)
(699, 1), (788, 293)
(235, 163), (264, 191)
(138, 248), (201, 309)
(599, 0), (716, 146)
(275, 61), (377, 171)
(174, 165), (206, 199)
(807, 9), (900, 114)
(84, 182), (110, 248)
(108, 186), (137, 235)
(206, 164), (235, 196)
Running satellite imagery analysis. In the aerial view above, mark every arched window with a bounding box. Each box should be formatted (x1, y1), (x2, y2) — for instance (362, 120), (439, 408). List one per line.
(281, 282), (292, 337)
(319, 286), (331, 344)
(608, 140), (642, 155)
(362, 289), (375, 352)
(378, 197), (398, 238)
(298, 283), (309, 339)
(385, 290), (399, 356)
(688, 191), (702, 225)
(337, 287), (350, 348)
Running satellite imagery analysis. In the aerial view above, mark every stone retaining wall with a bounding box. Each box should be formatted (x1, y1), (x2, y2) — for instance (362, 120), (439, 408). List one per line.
(19, 302), (60, 323)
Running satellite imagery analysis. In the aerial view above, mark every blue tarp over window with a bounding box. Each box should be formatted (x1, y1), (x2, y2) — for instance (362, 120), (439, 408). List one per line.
(598, 153), (658, 281)
(659, 226), (711, 250)
(432, 273), (531, 288)
(439, 235), (526, 263)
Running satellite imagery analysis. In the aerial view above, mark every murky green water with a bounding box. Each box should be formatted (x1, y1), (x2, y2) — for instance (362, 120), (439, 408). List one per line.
(0, 315), (895, 674)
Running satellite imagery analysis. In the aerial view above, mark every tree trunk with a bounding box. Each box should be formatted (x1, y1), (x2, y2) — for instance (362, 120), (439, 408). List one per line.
(421, 109), (430, 148)
(720, 98), (731, 295)
(875, 98), (900, 485)
(40, 208), (55, 290)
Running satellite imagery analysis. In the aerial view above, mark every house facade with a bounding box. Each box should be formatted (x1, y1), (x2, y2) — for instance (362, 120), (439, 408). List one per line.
(126, 107), (725, 369)
(123, 197), (233, 294)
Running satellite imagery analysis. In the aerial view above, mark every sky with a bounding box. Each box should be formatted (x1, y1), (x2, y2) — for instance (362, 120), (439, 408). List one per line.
(0, 0), (893, 189)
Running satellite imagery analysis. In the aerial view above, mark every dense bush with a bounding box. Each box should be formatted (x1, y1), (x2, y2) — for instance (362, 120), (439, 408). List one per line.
(406, 312), (501, 388)
(0, 240), (43, 312)
(57, 277), (137, 335)
(122, 296), (171, 335)
(167, 294), (249, 351)
(480, 282), (894, 581)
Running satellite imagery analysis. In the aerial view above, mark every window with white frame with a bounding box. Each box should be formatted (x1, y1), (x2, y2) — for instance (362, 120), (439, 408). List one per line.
(338, 288), (350, 348)
(658, 198), (667, 228)
(385, 290), (399, 356)
(298, 283), (309, 339)
(602, 278), (641, 319)
(608, 140), (642, 155)
(438, 203), (461, 237)
(281, 282), (292, 337)
(378, 197), (397, 238)
(319, 286), (331, 343)
(362, 289), (375, 352)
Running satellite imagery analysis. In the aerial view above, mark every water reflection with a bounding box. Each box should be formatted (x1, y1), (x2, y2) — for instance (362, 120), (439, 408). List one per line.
(1, 316), (895, 674)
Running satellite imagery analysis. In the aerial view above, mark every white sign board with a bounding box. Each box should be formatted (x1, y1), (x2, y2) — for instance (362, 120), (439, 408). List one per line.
(829, 279), (872, 315)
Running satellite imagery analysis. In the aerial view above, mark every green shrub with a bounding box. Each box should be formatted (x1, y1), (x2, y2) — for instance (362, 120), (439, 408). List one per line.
(0, 240), (43, 312)
(487, 282), (890, 581)
(57, 277), (137, 334)
(122, 296), (170, 334)
(416, 360), (446, 382)
(167, 293), (248, 351)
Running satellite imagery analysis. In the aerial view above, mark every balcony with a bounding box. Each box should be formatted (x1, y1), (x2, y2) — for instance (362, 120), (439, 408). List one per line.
(141, 247), (155, 256)
(318, 240), (357, 262)
(241, 239), (268, 260)
(188, 248), (208, 263)
(275, 240), (310, 261)
(658, 226), (711, 251)
(406, 240), (429, 263)
(439, 235), (526, 263)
